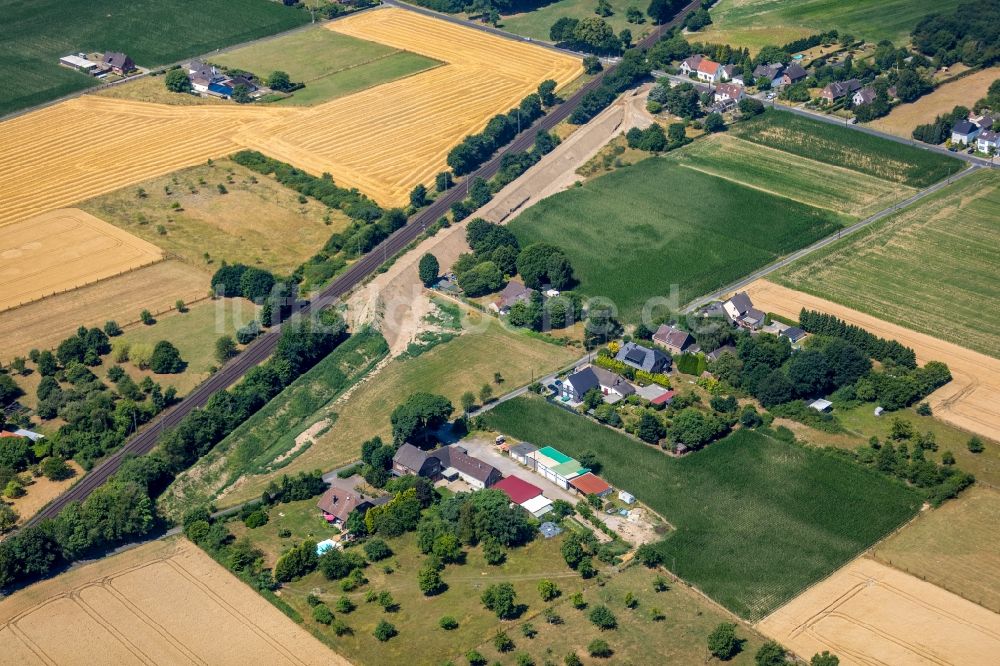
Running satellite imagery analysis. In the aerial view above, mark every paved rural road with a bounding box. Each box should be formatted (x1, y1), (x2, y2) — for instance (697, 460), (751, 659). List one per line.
(683, 163), (983, 313)
(24, 2), (701, 528)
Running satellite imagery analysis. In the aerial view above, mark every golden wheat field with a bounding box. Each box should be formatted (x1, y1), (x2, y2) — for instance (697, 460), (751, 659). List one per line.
(0, 208), (163, 311)
(0, 8), (580, 226)
(0, 538), (341, 665)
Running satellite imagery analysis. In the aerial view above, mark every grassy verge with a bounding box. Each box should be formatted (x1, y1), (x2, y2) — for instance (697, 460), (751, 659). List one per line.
(483, 396), (922, 620)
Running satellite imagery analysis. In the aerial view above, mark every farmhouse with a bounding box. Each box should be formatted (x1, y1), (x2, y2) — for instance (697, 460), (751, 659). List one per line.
(777, 63), (807, 87)
(102, 52), (135, 76)
(527, 446), (588, 489)
(434, 445), (501, 489)
(713, 82), (745, 104)
(59, 54), (106, 76)
(951, 120), (981, 145)
(820, 78), (861, 103)
(852, 86), (876, 106)
(569, 472), (612, 498)
(316, 480), (389, 526)
(977, 130), (999, 153)
(490, 279), (534, 314)
(392, 442), (442, 478)
(615, 342), (671, 373)
(723, 292), (766, 330)
(653, 324), (695, 355)
(493, 475), (543, 504)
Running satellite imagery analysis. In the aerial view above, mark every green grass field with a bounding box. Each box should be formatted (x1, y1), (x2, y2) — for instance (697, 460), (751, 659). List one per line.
(484, 396), (922, 620)
(671, 134), (913, 218)
(698, 0), (964, 53)
(229, 498), (765, 665)
(0, 0), (308, 116)
(731, 110), (963, 188)
(212, 26), (440, 106)
(509, 156), (848, 321)
(775, 169), (1000, 359)
(496, 0), (651, 43)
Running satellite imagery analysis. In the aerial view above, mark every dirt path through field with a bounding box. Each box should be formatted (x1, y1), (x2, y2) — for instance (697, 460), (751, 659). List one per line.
(346, 90), (650, 353)
(744, 280), (1000, 441)
(758, 557), (1000, 665)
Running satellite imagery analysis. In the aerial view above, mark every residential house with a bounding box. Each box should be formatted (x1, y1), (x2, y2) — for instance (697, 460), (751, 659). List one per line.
(971, 113), (994, 131)
(820, 78), (861, 103)
(527, 446), (588, 489)
(720, 64), (736, 81)
(493, 475), (543, 504)
(713, 82), (745, 104)
(569, 472), (612, 498)
(102, 52), (135, 76)
(317, 480), (389, 527)
(392, 443), (442, 478)
(753, 63), (784, 86)
(778, 62), (807, 87)
(490, 280), (534, 314)
(976, 129), (999, 154)
(951, 120), (981, 145)
(852, 86), (876, 106)
(433, 446), (501, 489)
(615, 342), (671, 373)
(696, 58), (728, 83)
(591, 365), (635, 399)
(781, 327), (807, 343)
(653, 324), (695, 355)
(679, 54), (704, 76)
(509, 442), (538, 466)
(722, 292), (766, 329)
(706, 344), (736, 362)
(562, 366), (634, 402)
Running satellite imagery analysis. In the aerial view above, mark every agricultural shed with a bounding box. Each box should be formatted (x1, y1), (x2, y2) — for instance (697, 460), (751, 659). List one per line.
(494, 475), (543, 504)
(569, 472), (612, 497)
(619, 490), (636, 504)
(520, 495), (553, 518)
(651, 390), (677, 406)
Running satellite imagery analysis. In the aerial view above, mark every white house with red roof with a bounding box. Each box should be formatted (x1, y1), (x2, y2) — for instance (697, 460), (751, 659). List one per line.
(679, 54), (731, 83)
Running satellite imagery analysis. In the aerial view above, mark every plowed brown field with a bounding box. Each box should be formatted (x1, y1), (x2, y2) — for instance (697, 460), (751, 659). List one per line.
(0, 538), (341, 665)
(0, 208), (163, 311)
(758, 558), (1000, 666)
(0, 8), (580, 223)
(745, 280), (1000, 443)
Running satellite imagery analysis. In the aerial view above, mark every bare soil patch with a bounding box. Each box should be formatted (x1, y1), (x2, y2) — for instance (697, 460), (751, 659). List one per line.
(0, 538), (340, 665)
(745, 280), (1000, 444)
(5, 461), (84, 528)
(758, 557), (1000, 666)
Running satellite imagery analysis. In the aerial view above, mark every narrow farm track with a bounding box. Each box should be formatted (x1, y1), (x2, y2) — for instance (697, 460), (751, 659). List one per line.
(24, 2), (700, 528)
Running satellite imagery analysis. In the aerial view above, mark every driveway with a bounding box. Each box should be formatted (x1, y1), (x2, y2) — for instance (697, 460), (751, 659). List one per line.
(459, 437), (580, 505)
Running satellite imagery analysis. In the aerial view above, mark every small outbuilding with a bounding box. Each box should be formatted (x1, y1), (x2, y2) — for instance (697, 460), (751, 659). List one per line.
(494, 475), (543, 505)
(569, 472), (612, 498)
(509, 442), (538, 465)
(809, 399), (833, 413)
(618, 490), (636, 505)
(521, 495), (553, 518)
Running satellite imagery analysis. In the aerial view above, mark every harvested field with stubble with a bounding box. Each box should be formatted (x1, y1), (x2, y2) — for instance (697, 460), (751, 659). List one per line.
(671, 134), (912, 218)
(758, 557), (1000, 666)
(874, 486), (1000, 614)
(0, 208), (163, 311)
(0, 538), (340, 665)
(870, 66), (1000, 137)
(0, 8), (580, 221)
(0, 260), (208, 361)
(745, 280), (1000, 445)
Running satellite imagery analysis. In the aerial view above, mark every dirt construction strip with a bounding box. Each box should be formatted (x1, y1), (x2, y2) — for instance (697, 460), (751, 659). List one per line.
(758, 557), (1000, 666)
(744, 280), (1000, 442)
(0, 538), (343, 665)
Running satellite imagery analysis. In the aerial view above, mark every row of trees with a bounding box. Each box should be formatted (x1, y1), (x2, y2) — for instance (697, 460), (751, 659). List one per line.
(446, 89), (548, 176)
(571, 49), (650, 124)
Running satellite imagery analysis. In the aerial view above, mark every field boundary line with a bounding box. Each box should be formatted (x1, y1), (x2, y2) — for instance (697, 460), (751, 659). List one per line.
(683, 163), (982, 313)
(69, 586), (159, 665)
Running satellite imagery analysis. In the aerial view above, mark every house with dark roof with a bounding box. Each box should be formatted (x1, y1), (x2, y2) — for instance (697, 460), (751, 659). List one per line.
(951, 120), (982, 145)
(591, 365), (636, 398)
(781, 327), (807, 343)
(432, 446), (501, 489)
(778, 62), (807, 87)
(722, 292), (765, 330)
(102, 52), (135, 75)
(615, 342), (671, 373)
(852, 87), (876, 106)
(820, 78), (861, 103)
(679, 54), (704, 76)
(706, 344), (737, 362)
(317, 479), (389, 527)
(652, 324), (695, 356)
(490, 280), (535, 314)
(392, 443), (442, 478)
(977, 129), (999, 153)
(562, 367), (600, 402)
(753, 63), (784, 85)
(510, 442), (538, 465)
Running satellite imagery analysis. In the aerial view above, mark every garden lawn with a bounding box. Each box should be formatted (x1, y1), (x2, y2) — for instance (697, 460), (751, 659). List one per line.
(698, 0), (964, 54)
(508, 156), (848, 321)
(212, 26), (440, 106)
(483, 396), (922, 620)
(497, 0), (652, 43)
(0, 0), (308, 116)
(775, 169), (1000, 359)
(730, 110), (963, 187)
